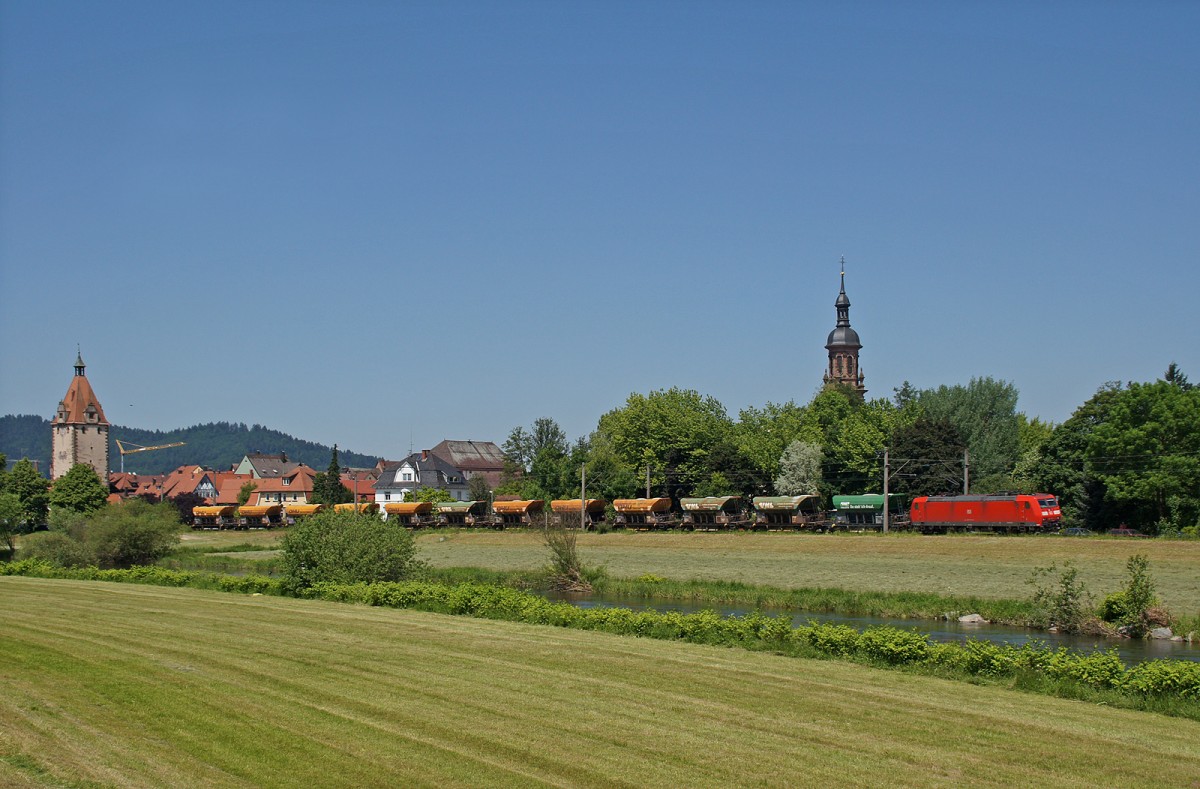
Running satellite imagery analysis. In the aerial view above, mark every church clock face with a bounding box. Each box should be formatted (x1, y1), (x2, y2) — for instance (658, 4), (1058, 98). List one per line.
(58, 451), (67, 459)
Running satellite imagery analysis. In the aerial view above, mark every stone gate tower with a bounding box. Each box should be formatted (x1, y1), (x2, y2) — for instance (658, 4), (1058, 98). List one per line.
(823, 259), (867, 397)
(51, 350), (110, 480)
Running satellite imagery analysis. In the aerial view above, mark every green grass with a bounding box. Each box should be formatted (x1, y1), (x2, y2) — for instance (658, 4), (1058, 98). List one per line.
(161, 529), (1200, 629)
(413, 530), (1200, 612)
(2, 576), (1199, 788)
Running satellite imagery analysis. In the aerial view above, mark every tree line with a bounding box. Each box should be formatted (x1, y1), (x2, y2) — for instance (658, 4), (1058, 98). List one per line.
(493, 366), (1199, 534)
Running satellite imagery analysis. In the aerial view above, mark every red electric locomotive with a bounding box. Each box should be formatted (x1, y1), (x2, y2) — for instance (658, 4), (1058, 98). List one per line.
(909, 493), (1062, 534)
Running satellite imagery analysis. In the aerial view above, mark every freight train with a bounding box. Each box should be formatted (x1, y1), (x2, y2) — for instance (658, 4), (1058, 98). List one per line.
(193, 492), (1061, 533)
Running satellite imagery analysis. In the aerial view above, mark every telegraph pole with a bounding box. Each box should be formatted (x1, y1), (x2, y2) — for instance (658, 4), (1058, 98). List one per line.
(580, 463), (587, 532)
(963, 449), (970, 494)
(645, 464), (651, 498)
(882, 447), (890, 533)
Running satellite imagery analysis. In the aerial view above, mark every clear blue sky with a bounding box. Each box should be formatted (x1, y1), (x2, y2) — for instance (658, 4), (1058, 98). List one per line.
(2, 1), (1197, 460)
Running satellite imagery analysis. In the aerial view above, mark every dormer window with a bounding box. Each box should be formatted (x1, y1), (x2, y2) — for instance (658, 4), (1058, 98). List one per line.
(282, 477), (291, 486)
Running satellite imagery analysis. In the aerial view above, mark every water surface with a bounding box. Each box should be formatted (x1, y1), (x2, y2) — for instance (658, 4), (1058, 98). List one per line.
(548, 592), (1199, 665)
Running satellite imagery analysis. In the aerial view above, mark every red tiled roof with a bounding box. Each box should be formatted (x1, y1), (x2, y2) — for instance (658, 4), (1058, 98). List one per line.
(108, 472), (139, 492)
(214, 475), (253, 505)
(341, 474), (377, 501)
(159, 465), (210, 498)
(54, 371), (107, 425)
(253, 467), (315, 494)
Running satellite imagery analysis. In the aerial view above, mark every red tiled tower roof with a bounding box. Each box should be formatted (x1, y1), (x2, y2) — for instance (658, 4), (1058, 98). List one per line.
(54, 351), (108, 425)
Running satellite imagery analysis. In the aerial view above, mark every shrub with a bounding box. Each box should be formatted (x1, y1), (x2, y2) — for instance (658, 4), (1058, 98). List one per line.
(280, 509), (421, 593)
(1119, 554), (1159, 637)
(85, 500), (182, 569)
(543, 522), (592, 592)
(17, 531), (94, 568)
(1027, 562), (1093, 633)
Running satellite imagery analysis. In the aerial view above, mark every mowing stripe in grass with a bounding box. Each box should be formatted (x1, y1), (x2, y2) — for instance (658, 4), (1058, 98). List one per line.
(3, 577), (1200, 788)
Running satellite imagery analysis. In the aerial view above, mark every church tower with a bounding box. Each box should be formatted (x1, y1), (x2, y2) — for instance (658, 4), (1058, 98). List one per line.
(823, 259), (866, 397)
(51, 350), (110, 480)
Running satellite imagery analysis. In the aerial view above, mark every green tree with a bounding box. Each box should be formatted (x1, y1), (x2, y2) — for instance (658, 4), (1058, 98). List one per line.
(732, 401), (807, 483)
(888, 416), (966, 496)
(1010, 414), (1056, 492)
(698, 438), (764, 496)
(311, 445), (353, 505)
(796, 387), (898, 498)
(237, 480), (258, 507)
(1163, 361), (1193, 390)
(916, 377), (1021, 492)
(774, 441), (823, 495)
(0, 492), (22, 556)
(280, 508), (421, 592)
(597, 387), (733, 497)
(84, 499), (181, 569)
(1087, 379), (1200, 527)
(892, 381), (919, 409)
(17, 530), (94, 568)
(581, 431), (638, 502)
(502, 418), (568, 472)
(404, 486), (454, 504)
(467, 474), (491, 504)
(48, 464), (109, 514)
(6, 458), (49, 529)
(1034, 383), (1121, 531)
(499, 418), (577, 499)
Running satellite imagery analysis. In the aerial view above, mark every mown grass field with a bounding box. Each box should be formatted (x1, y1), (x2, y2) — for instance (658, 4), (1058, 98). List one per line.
(413, 531), (1200, 611)
(2, 577), (1199, 788)
(178, 528), (1200, 612)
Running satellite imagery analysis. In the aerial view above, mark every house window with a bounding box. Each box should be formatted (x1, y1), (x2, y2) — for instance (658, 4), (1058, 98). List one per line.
(282, 478), (291, 486)
(402, 472), (412, 481)
(385, 493), (391, 501)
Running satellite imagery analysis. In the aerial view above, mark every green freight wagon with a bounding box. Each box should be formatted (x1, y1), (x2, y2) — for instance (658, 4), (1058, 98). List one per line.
(831, 494), (910, 530)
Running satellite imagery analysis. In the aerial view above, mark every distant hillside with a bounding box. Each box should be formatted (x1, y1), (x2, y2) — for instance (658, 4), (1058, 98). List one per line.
(0, 414), (381, 476)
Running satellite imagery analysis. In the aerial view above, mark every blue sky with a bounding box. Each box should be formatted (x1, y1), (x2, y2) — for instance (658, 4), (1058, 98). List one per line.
(2, 1), (1197, 461)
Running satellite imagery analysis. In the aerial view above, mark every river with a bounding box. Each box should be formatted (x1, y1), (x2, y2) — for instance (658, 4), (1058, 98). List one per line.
(547, 592), (1200, 665)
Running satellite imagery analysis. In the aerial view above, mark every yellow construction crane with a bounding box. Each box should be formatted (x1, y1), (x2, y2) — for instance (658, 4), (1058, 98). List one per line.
(114, 440), (186, 473)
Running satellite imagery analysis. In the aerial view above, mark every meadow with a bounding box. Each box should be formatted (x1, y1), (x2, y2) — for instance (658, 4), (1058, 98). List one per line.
(416, 531), (1200, 610)
(178, 529), (1200, 618)
(3, 576), (1199, 788)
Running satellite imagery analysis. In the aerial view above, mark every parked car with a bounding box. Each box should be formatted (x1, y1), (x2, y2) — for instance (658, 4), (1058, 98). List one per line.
(1107, 528), (1149, 538)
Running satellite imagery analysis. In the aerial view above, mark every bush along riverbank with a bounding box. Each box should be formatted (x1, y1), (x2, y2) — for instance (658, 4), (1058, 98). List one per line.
(3, 559), (1198, 719)
(422, 558), (1198, 640)
(416, 566), (1037, 623)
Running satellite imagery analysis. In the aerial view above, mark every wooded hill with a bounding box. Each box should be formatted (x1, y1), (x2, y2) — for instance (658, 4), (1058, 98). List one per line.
(0, 414), (381, 476)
